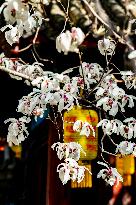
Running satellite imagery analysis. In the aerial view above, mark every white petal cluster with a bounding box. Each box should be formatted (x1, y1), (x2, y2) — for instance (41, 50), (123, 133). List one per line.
(4, 116), (31, 146)
(98, 38), (116, 56)
(96, 75), (136, 116)
(19, 73), (82, 115)
(0, 53), (44, 81)
(57, 158), (91, 185)
(17, 88), (77, 119)
(97, 119), (122, 135)
(116, 141), (136, 155)
(1, 24), (23, 45)
(121, 71), (136, 89)
(97, 161), (123, 186)
(17, 90), (45, 120)
(79, 62), (104, 87)
(73, 120), (95, 137)
(0, 0), (42, 45)
(52, 142), (91, 185)
(56, 27), (85, 54)
(51, 142), (85, 161)
(128, 50), (136, 59)
(97, 118), (136, 139)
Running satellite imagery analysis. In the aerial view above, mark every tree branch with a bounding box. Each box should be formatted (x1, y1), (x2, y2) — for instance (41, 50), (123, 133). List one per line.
(0, 66), (33, 81)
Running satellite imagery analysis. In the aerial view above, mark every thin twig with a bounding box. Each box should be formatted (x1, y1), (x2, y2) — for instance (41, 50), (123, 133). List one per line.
(18, 44), (33, 53)
(32, 27), (53, 63)
(107, 135), (118, 146)
(60, 0), (70, 34)
(78, 51), (86, 91)
(102, 150), (117, 157)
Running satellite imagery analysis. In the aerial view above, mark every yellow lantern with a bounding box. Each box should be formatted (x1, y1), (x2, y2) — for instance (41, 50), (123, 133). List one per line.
(64, 106), (98, 160)
(11, 145), (22, 158)
(71, 164), (92, 188)
(123, 174), (132, 186)
(116, 155), (135, 175)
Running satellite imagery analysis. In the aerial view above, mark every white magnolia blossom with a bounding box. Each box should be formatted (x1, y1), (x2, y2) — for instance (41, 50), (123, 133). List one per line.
(128, 50), (136, 59)
(17, 89), (47, 120)
(97, 161), (123, 186)
(0, 0), (43, 44)
(121, 71), (136, 89)
(28, 73), (81, 114)
(116, 141), (135, 155)
(4, 116), (31, 146)
(98, 38), (116, 56)
(79, 62), (104, 87)
(56, 27), (85, 54)
(1, 24), (23, 45)
(97, 118), (136, 139)
(51, 142), (86, 161)
(0, 54), (44, 81)
(96, 75), (136, 116)
(120, 118), (136, 139)
(17, 62), (44, 79)
(73, 120), (95, 137)
(57, 158), (91, 185)
(2, 0), (29, 24)
(97, 119), (122, 135)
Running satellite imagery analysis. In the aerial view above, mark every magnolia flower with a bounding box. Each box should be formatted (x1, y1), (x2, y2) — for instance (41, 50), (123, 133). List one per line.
(73, 120), (95, 137)
(96, 97), (119, 116)
(116, 141), (135, 155)
(120, 124), (134, 139)
(56, 27), (85, 54)
(1, 0), (43, 42)
(97, 161), (123, 186)
(2, 0), (29, 24)
(80, 122), (95, 137)
(96, 75), (136, 116)
(1, 25), (23, 45)
(97, 119), (122, 135)
(97, 118), (136, 139)
(57, 158), (91, 185)
(57, 92), (75, 112)
(22, 11), (42, 38)
(17, 89), (47, 120)
(4, 116), (31, 146)
(120, 118), (136, 139)
(121, 71), (136, 89)
(53, 74), (70, 84)
(98, 38), (116, 56)
(20, 62), (43, 78)
(79, 62), (103, 86)
(73, 120), (82, 132)
(51, 142), (85, 161)
(56, 30), (72, 54)
(71, 27), (85, 45)
(128, 50), (136, 59)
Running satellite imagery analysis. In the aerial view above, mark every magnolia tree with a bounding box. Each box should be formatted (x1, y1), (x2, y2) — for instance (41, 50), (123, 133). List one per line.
(0, 0), (136, 187)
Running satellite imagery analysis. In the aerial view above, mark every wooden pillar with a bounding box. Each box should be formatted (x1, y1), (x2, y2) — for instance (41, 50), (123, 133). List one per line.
(46, 121), (70, 205)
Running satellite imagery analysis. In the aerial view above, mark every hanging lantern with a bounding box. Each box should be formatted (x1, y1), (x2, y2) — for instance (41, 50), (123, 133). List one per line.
(71, 164), (92, 188)
(11, 145), (22, 158)
(116, 155), (135, 175)
(116, 155), (135, 186)
(123, 174), (132, 186)
(64, 106), (98, 160)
